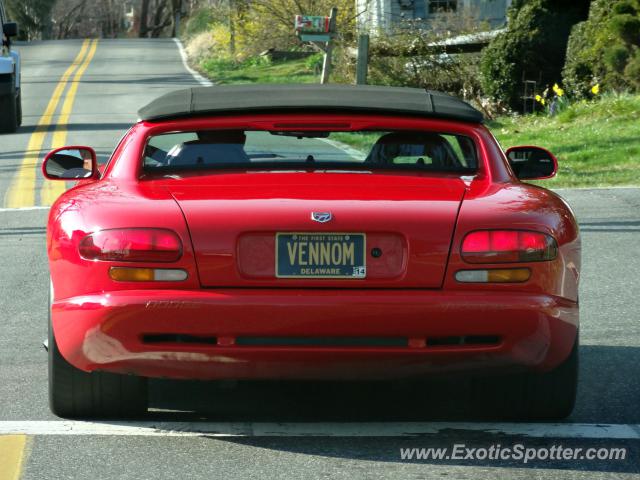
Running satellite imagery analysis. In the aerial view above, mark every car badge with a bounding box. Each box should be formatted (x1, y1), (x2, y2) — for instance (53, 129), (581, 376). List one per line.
(311, 212), (333, 223)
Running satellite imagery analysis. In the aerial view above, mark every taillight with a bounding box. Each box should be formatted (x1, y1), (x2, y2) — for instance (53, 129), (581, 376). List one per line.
(461, 230), (557, 263)
(79, 228), (183, 262)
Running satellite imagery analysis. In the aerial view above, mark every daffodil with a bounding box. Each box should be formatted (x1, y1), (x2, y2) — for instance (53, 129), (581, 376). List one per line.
(591, 84), (600, 95)
(552, 83), (564, 97)
(534, 94), (546, 106)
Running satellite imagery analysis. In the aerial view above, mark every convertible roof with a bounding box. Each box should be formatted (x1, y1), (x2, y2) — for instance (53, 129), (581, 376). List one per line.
(138, 84), (484, 124)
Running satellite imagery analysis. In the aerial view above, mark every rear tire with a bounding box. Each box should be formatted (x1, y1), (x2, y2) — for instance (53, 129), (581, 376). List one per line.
(473, 337), (578, 420)
(520, 337), (579, 419)
(48, 297), (148, 419)
(0, 91), (18, 133)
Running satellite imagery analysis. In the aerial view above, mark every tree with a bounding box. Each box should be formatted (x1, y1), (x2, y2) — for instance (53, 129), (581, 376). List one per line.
(5, 0), (57, 40)
(52, 0), (128, 39)
(138, 0), (180, 38)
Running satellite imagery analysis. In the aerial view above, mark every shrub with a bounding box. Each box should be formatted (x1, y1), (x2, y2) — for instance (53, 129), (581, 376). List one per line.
(613, 0), (638, 15)
(185, 31), (217, 64)
(182, 8), (219, 39)
(610, 14), (640, 44)
(353, 9), (488, 102)
(480, 0), (590, 110)
(604, 44), (631, 72)
(624, 51), (640, 89)
(304, 53), (324, 72)
(563, 0), (640, 97)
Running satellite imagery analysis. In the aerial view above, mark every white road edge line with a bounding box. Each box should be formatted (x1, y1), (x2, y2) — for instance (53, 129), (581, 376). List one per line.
(320, 138), (367, 161)
(0, 421), (639, 439)
(172, 38), (213, 87)
(0, 206), (50, 212)
(553, 186), (640, 191)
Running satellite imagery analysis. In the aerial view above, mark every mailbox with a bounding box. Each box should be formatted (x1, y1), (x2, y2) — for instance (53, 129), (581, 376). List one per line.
(295, 15), (331, 34)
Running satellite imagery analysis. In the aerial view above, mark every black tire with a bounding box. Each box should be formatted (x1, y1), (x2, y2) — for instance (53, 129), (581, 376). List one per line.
(16, 89), (22, 127)
(48, 294), (148, 419)
(473, 336), (578, 420)
(520, 336), (579, 420)
(0, 91), (18, 133)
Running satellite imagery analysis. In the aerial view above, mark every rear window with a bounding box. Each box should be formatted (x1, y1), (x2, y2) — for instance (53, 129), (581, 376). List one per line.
(143, 130), (477, 173)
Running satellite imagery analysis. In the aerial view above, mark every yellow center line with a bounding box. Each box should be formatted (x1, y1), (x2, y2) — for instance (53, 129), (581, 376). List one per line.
(4, 39), (90, 209)
(0, 435), (28, 480)
(41, 39), (99, 206)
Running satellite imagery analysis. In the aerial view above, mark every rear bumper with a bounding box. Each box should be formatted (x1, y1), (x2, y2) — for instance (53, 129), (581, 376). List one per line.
(52, 289), (578, 380)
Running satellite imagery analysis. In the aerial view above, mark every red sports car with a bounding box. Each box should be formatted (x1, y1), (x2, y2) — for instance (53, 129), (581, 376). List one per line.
(44, 85), (580, 420)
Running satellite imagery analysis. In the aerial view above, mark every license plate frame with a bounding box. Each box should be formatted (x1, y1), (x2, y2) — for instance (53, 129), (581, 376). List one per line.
(275, 232), (366, 279)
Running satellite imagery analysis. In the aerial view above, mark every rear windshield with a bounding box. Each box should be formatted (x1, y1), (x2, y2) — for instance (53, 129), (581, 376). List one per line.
(143, 130), (477, 173)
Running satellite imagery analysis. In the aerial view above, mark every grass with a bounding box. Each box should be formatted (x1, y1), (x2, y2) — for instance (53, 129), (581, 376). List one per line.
(491, 94), (640, 188)
(332, 94), (640, 188)
(331, 132), (380, 153)
(200, 56), (319, 85)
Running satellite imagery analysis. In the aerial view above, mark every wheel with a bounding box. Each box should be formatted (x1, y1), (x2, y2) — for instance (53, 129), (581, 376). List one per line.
(0, 91), (18, 133)
(472, 336), (578, 420)
(48, 290), (148, 419)
(520, 336), (578, 420)
(16, 89), (22, 127)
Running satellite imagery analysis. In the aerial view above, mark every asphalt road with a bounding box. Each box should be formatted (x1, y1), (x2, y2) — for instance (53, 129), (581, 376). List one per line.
(0, 39), (639, 479)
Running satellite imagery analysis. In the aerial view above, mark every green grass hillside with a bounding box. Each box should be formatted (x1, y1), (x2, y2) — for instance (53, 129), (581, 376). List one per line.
(491, 94), (640, 188)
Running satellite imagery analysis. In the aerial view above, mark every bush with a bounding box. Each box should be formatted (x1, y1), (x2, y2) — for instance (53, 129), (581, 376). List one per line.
(352, 10), (487, 101)
(185, 31), (217, 64)
(304, 53), (324, 72)
(563, 0), (640, 97)
(613, 0), (638, 15)
(604, 44), (631, 72)
(182, 8), (219, 39)
(624, 51), (640, 89)
(480, 0), (590, 110)
(610, 14), (640, 43)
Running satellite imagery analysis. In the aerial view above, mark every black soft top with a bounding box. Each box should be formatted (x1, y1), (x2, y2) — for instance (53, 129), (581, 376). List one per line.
(138, 84), (484, 124)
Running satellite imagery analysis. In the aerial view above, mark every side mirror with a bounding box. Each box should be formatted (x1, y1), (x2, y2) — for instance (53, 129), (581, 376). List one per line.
(3, 22), (18, 37)
(506, 145), (558, 180)
(42, 146), (98, 180)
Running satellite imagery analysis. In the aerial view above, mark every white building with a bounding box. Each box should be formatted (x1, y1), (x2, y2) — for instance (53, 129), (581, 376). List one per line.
(357, 0), (513, 33)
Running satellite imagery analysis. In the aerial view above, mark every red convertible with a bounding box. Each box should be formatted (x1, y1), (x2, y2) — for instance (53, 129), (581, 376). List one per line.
(43, 85), (580, 419)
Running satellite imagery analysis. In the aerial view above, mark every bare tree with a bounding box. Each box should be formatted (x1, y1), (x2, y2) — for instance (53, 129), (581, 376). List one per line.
(5, 0), (57, 40)
(137, 0), (178, 37)
(52, 0), (128, 39)
(52, 0), (88, 39)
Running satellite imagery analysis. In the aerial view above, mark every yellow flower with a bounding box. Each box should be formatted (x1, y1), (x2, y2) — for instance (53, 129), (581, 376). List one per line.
(552, 83), (564, 97)
(591, 84), (600, 95)
(535, 94), (542, 103)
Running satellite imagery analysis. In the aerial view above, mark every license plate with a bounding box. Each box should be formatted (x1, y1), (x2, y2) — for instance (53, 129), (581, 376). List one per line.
(276, 233), (366, 279)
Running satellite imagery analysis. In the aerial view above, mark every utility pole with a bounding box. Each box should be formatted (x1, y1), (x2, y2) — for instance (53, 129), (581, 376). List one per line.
(320, 7), (338, 84)
(355, 33), (370, 85)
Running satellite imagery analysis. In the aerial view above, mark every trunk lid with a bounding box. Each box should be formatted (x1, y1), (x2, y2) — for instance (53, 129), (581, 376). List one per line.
(159, 171), (465, 288)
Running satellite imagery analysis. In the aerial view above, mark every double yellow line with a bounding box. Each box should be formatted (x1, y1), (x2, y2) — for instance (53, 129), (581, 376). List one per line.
(5, 38), (99, 209)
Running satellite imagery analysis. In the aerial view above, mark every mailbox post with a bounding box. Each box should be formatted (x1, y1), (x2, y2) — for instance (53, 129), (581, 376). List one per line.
(295, 8), (338, 84)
